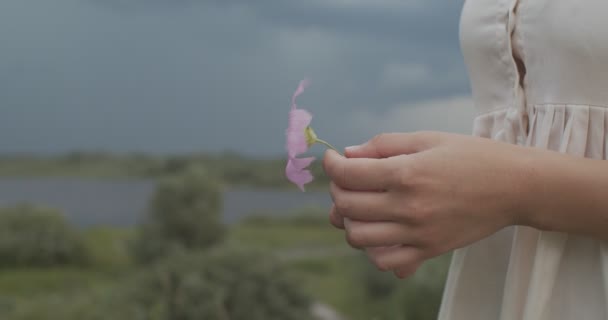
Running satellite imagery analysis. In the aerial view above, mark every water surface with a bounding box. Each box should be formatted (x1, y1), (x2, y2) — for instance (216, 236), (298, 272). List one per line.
(0, 178), (331, 226)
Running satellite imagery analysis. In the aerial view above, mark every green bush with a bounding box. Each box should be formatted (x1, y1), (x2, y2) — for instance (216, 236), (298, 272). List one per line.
(0, 204), (87, 268)
(132, 167), (225, 263)
(131, 249), (312, 320)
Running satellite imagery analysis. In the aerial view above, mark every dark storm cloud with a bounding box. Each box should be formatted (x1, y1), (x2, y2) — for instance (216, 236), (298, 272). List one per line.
(208, 1), (462, 44)
(0, 0), (469, 156)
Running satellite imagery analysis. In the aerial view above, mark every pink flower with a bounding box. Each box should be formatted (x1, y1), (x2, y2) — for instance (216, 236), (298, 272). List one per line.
(285, 79), (315, 191)
(285, 79), (338, 191)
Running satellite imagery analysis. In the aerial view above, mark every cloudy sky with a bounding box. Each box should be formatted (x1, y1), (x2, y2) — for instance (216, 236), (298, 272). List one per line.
(0, 0), (474, 157)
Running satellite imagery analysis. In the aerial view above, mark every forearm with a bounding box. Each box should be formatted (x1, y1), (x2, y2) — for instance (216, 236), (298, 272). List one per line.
(517, 147), (608, 240)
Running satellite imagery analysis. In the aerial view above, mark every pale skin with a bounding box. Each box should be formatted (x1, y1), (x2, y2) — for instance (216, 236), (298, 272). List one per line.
(322, 131), (608, 279)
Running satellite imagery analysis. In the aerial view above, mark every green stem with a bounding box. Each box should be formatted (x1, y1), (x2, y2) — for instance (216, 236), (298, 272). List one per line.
(315, 138), (339, 153)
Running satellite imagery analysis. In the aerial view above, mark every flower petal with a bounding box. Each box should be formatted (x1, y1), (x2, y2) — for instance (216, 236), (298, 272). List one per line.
(291, 79), (310, 110)
(286, 109), (313, 157)
(286, 156), (315, 191)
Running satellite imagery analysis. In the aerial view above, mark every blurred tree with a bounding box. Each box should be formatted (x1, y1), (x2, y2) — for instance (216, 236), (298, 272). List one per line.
(149, 166), (224, 248)
(132, 166), (225, 263)
(0, 204), (87, 268)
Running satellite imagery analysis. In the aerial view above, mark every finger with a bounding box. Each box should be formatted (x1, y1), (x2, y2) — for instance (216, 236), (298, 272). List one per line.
(323, 150), (398, 190)
(345, 132), (443, 159)
(365, 245), (421, 272)
(345, 220), (411, 248)
(329, 205), (345, 229)
(330, 182), (397, 222)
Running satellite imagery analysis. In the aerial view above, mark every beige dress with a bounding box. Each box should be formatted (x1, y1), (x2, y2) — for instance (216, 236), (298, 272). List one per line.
(438, 1), (608, 319)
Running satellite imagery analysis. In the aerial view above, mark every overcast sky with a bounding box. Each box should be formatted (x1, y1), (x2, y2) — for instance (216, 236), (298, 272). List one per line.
(0, 0), (474, 157)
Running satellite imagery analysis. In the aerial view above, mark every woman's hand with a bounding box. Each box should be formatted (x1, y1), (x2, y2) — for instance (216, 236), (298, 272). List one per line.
(323, 132), (537, 278)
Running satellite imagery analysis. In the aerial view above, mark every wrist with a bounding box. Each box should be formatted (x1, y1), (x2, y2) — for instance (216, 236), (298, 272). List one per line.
(504, 145), (551, 228)
(508, 146), (588, 231)
(495, 141), (608, 240)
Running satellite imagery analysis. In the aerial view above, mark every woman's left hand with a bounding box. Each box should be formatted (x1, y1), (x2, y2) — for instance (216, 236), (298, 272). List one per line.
(323, 131), (536, 278)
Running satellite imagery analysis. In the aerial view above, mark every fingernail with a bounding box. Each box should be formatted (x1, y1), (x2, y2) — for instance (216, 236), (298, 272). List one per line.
(345, 145), (360, 153)
(343, 218), (351, 229)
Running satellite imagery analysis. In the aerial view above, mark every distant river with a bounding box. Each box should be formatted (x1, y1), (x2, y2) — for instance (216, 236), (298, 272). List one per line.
(0, 178), (332, 227)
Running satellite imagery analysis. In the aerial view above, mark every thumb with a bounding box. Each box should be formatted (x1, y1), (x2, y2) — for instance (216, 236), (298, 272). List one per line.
(344, 132), (442, 159)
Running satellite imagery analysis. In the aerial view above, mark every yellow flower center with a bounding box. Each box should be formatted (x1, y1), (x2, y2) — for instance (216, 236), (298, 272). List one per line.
(304, 126), (318, 147)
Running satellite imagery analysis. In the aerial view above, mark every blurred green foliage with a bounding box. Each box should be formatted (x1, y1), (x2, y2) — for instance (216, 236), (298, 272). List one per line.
(82, 227), (134, 270)
(396, 254), (450, 320)
(131, 167), (225, 263)
(227, 210), (344, 252)
(0, 252), (313, 320)
(0, 164), (450, 320)
(0, 210), (451, 320)
(234, 210), (451, 320)
(358, 253), (400, 299)
(0, 204), (88, 268)
(240, 207), (329, 227)
(131, 250), (312, 320)
(0, 152), (330, 189)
